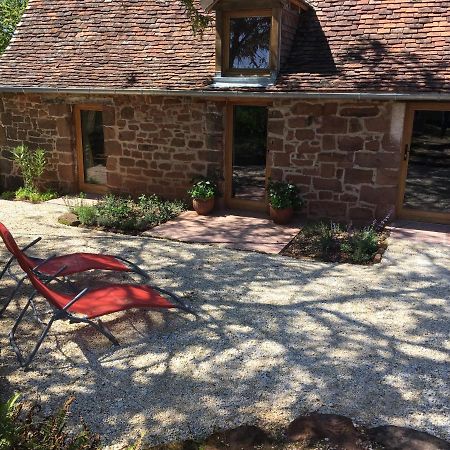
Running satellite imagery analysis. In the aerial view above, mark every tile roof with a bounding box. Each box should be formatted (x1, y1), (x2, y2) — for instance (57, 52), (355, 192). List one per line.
(0, 0), (448, 94)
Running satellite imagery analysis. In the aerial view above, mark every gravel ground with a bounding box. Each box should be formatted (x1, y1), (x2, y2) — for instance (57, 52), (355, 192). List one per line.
(0, 198), (449, 449)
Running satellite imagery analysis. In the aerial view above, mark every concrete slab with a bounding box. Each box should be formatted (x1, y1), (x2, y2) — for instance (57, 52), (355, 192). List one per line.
(146, 210), (301, 254)
(388, 220), (450, 246)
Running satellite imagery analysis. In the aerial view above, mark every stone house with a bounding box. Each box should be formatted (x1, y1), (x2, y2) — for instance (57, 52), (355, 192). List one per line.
(0, 0), (449, 224)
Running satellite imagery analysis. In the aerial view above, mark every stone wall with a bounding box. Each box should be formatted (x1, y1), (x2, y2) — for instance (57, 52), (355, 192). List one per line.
(0, 94), (75, 192)
(0, 94), (225, 198)
(105, 96), (224, 198)
(267, 100), (404, 222)
(0, 93), (404, 222)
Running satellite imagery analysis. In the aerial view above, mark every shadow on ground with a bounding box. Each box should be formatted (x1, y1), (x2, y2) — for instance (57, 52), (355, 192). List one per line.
(0, 203), (449, 448)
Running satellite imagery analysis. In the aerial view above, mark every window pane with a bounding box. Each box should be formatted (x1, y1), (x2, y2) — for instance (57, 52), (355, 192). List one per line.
(403, 110), (450, 213)
(229, 17), (271, 70)
(232, 105), (268, 201)
(80, 110), (106, 186)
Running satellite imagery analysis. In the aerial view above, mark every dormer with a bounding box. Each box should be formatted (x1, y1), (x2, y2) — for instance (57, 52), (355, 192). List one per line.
(202, 0), (309, 87)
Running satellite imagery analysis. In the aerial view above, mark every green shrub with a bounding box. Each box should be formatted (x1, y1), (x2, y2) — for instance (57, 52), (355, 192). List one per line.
(316, 222), (341, 257)
(95, 195), (138, 231)
(73, 205), (97, 226)
(0, 191), (16, 200)
(11, 145), (47, 192)
(188, 179), (216, 200)
(138, 194), (185, 227)
(14, 186), (58, 203)
(0, 394), (101, 450)
(67, 194), (186, 233)
(267, 180), (303, 210)
(346, 226), (379, 263)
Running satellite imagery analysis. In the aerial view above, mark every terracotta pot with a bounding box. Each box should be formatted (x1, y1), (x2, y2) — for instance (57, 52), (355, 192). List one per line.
(193, 197), (215, 215)
(269, 206), (294, 225)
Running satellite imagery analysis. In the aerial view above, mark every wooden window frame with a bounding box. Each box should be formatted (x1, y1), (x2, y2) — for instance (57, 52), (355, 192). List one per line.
(74, 104), (108, 195)
(224, 99), (272, 212)
(397, 102), (450, 224)
(222, 9), (278, 77)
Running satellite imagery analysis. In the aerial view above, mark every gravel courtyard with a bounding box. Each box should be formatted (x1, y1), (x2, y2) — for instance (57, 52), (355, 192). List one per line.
(0, 199), (449, 449)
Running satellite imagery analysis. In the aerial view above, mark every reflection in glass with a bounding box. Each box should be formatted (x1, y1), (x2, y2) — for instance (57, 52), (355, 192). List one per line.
(229, 17), (271, 70)
(81, 110), (106, 186)
(232, 105), (268, 201)
(404, 110), (450, 213)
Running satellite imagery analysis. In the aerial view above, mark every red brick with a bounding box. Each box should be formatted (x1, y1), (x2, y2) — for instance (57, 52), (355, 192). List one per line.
(344, 168), (374, 184)
(338, 136), (364, 152)
(317, 116), (348, 134)
(313, 178), (343, 192)
(360, 186), (397, 204)
(309, 201), (348, 219)
(320, 163), (336, 178)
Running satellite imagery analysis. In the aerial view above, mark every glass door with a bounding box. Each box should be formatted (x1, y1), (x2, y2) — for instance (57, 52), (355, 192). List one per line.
(399, 106), (450, 224)
(226, 104), (269, 211)
(75, 105), (107, 194)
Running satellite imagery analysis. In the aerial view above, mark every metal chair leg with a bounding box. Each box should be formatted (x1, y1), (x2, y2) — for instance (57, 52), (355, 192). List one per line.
(8, 297), (56, 369)
(68, 315), (120, 346)
(0, 255), (15, 283)
(0, 275), (27, 318)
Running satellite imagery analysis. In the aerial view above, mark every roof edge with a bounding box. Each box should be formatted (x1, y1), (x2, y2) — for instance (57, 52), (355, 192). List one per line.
(0, 86), (450, 101)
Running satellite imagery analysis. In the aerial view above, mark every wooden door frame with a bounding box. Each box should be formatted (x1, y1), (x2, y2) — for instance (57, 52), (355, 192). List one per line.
(397, 102), (450, 224)
(224, 100), (272, 212)
(74, 104), (108, 195)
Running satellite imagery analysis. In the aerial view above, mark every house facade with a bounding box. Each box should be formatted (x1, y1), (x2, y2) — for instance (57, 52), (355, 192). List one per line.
(0, 0), (449, 224)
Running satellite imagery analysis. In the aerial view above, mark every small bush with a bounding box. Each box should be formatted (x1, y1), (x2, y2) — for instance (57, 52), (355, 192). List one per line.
(95, 195), (137, 230)
(1, 187), (58, 202)
(67, 194), (186, 233)
(0, 394), (101, 450)
(346, 226), (379, 263)
(188, 179), (216, 200)
(0, 191), (16, 200)
(267, 180), (303, 210)
(11, 145), (46, 192)
(14, 186), (58, 203)
(315, 222), (341, 257)
(74, 205), (97, 226)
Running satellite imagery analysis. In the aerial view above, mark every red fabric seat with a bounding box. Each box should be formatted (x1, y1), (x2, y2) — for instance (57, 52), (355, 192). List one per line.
(40, 283), (178, 319)
(27, 253), (131, 277)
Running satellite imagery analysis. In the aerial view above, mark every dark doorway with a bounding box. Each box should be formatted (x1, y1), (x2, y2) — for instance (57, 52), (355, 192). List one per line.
(403, 110), (450, 216)
(226, 104), (268, 209)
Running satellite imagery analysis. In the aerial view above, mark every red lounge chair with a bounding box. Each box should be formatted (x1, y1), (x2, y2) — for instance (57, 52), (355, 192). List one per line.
(0, 223), (193, 369)
(0, 222), (151, 317)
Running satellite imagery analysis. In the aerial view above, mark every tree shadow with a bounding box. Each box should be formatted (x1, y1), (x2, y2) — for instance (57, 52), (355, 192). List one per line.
(0, 209), (449, 447)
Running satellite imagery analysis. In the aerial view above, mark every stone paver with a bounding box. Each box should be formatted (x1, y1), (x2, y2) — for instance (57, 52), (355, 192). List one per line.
(146, 210), (301, 254)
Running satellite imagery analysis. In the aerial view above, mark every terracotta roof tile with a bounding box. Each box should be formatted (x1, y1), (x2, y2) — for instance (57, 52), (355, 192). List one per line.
(0, 0), (448, 93)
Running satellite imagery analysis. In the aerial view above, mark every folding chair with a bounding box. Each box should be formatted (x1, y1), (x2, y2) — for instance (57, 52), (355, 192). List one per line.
(0, 224), (194, 369)
(0, 222), (151, 317)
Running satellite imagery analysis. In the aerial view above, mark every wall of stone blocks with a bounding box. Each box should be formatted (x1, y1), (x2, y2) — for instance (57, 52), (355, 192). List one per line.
(0, 93), (75, 192)
(0, 93), (405, 222)
(267, 100), (404, 222)
(0, 94), (225, 199)
(104, 95), (225, 199)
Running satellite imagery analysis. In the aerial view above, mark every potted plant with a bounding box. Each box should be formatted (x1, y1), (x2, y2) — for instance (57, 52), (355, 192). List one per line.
(188, 178), (217, 215)
(267, 180), (303, 225)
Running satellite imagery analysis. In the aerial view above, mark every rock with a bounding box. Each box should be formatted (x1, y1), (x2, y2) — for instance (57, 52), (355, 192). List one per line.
(149, 440), (199, 450)
(373, 253), (382, 264)
(368, 425), (450, 450)
(286, 413), (364, 449)
(58, 212), (80, 227)
(205, 425), (270, 450)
